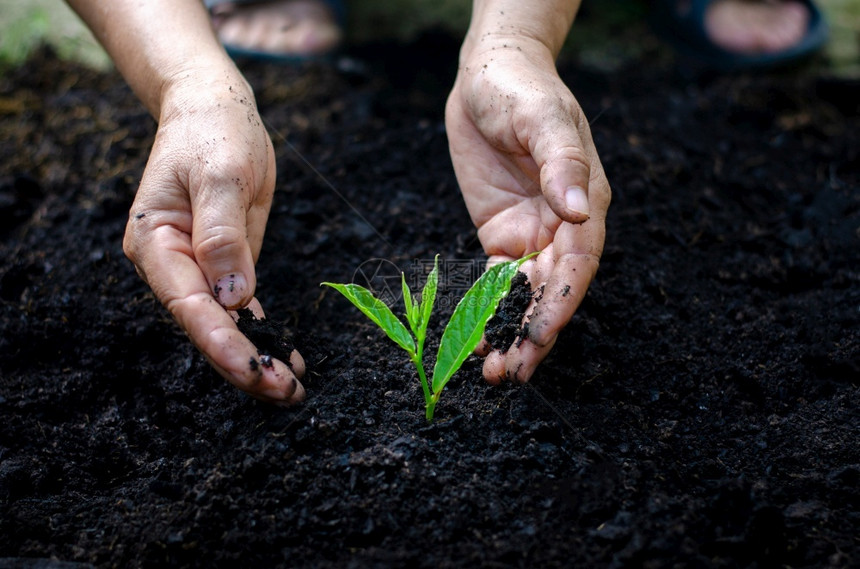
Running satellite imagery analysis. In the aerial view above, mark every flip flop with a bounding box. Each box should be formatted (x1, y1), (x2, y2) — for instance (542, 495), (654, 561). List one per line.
(649, 0), (828, 70)
(205, 0), (346, 63)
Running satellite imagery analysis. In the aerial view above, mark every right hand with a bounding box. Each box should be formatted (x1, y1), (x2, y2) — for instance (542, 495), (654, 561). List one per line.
(123, 68), (306, 405)
(446, 37), (610, 385)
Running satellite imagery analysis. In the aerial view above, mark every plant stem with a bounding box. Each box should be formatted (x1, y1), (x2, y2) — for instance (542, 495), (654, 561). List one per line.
(412, 349), (431, 410)
(425, 391), (440, 422)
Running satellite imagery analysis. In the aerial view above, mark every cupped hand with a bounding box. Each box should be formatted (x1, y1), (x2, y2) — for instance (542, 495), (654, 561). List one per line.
(123, 69), (305, 405)
(446, 38), (610, 385)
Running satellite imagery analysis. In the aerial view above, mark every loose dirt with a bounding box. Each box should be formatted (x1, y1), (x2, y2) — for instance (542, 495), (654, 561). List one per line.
(1, 37), (857, 568)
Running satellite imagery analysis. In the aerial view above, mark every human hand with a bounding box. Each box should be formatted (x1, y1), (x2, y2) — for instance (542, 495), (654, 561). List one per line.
(123, 69), (305, 405)
(446, 37), (610, 385)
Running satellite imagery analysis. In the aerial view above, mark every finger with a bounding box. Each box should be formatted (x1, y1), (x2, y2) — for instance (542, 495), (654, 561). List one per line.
(486, 253), (515, 269)
(481, 249), (597, 385)
(477, 198), (563, 259)
(200, 313), (306, 406)
(245, 153), (276, 263)
(175, 284), (306, 405)
(527, 251), (599, 348)
(126, 217), (304, 404)
(482, 350), (507, 386)
(527, 97), (600, 225)
(191, 149), (275, 310)
(246, 202), (273, 264)
(482, 333), (559, 385)
(288, 348), (307, 381)
(514, 193), (606, 352)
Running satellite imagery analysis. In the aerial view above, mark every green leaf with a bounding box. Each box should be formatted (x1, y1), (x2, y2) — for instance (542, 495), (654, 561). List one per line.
(418, 255), (439, 338)
(322, 282), (416, 355)
(401, 273), (417, 333)
(431, 255), (534, 393)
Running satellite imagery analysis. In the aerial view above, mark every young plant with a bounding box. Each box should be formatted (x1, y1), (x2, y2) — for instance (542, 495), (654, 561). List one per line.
(322, 253), (535, 421)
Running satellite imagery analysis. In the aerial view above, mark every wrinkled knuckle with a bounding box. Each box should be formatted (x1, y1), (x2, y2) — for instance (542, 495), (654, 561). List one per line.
(121, 231), (137, 262)
(526, 320), (551, 348)
(194, 146), (257, 192)
(162, 293), (187, 321)
(557, 93), (588, 129)
(122, 215), (150, 263)
(558, 145), (591, 172)
(212, 167), (251, 195)
(536, 91), (584, 124)
(595, 184), (612, 211)
(194, 228), (244, 264)
(164, 292), (219, 339)
(542, 145), (592, 194)
(213, 159), (249, 183)
(600, 180), (613, 200)
(569, 102), (588, 129)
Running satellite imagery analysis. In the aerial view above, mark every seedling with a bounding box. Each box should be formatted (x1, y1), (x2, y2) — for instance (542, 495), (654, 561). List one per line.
(322, 253), (536, 421)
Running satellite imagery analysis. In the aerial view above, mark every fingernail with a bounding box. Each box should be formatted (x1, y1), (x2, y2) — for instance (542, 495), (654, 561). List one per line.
(565, 186), (590, 217)
(213, 273), (247, 309)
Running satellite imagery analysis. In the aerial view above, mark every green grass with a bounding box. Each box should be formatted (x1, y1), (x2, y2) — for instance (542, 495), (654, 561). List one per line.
(819, 0), (860, 76)
(0, 4), (50, 66)
(0, 0), (110, 70)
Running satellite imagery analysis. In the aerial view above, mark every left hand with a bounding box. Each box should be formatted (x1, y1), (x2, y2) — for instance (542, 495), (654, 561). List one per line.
(445, 37), (611, 385)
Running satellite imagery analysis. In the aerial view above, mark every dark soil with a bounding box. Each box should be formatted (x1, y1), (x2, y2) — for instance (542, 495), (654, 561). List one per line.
(1, 35), (858, 569)
(485, 272), (533, 353)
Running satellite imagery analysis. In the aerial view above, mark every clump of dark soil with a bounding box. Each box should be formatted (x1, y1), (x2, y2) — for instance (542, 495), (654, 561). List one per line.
(1, 35), (858, 569)
(484, 271), (532, 352)
(235, 309), (296, 368)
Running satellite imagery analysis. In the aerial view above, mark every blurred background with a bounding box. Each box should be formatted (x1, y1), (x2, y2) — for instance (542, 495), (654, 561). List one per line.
(0, 0), (858, 76)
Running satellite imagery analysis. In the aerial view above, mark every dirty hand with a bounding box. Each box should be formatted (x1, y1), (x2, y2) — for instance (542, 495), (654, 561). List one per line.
(123, 70), (306, 405)
(446, 36), (610, 385)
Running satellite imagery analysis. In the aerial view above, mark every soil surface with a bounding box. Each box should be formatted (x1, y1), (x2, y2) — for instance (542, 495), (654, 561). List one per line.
(1, 37), (858, 569)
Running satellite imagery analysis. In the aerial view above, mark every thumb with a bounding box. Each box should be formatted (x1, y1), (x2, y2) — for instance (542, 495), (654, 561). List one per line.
(531, 108), (595, 225)
(192, 173), (260, 310)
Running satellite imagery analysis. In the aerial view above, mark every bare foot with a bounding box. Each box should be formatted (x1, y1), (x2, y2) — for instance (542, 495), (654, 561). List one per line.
(210, 0), (342, 56)
(704, 0), (810, 54)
